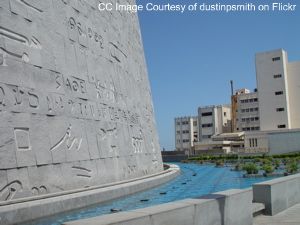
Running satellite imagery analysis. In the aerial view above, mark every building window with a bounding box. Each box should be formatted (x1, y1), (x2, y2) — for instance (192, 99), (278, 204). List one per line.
(183, 130), (190, 134)
(201, 112), (213, 116)
(202, 123), (213, 128)
(176, 122), (180, 125)
(224, 112), (227, 116)
(255, 108), (259, 111)
(275, 91), (283, 95)
(193, 121), (197, 126)
(277, 124), (286, 128)
(176, 131), (180, 134)
(253, 98), (258, 102)
(272, 57), (281, 61)
(274, 74), (282, 78)
(202, 135), (211, 139)
(276, 108), (285, 112)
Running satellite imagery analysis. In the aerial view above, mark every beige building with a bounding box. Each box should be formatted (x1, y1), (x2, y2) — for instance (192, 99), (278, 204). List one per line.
(198, 105), (231, 141)
(234, 89), (260, 132)
(175, 116), (198, 155)
(256, 49), (300, 131)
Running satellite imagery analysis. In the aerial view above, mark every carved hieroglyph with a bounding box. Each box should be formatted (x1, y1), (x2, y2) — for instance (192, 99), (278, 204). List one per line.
(0, 0), (163, 201)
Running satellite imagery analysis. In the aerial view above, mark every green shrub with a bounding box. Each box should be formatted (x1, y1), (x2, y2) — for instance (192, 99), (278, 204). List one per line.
(215, 160), (224, 167)
(262, 164), (274, 174)
(242, 163), (259, 174)
(286, 160), (298, 174)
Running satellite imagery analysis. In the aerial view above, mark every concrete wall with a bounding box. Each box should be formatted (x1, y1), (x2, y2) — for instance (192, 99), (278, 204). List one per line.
(0, 164), (180, 225)
(253, 173), (300, 215)
(64, 188), (253, 225)
(0, 0), (163, 203)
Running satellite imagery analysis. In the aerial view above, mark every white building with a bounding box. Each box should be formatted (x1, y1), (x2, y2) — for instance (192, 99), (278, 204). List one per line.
(244, 129), (300, 155)
(198, 105), (231, 141)
(175, 116), (198, 155)
(234, 88), (260, 132)
(256, 49), (300, 131)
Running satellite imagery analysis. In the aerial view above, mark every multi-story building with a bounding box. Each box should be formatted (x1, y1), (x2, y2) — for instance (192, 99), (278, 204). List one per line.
(174, 116), (198, 155)
(256, 49), (300, 131)
(198, 105), (231, 142)
(234, 88), (260, 132)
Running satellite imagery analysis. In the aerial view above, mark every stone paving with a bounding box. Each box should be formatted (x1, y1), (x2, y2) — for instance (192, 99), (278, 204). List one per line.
(253, 203), (300, 225)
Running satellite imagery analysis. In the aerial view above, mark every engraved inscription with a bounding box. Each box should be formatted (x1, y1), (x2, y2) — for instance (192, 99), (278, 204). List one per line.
(72, 166), (92, 178)
(132, 137), (142, 153)
(14, 128), (31, 151)
(18, 0), (44, 13)
(0, 180), (23, 201)
(50, 124), (82, 151)
(31, 185), (48, 195)
(97, 126), (118, 153)
(0, 86), (5, 107)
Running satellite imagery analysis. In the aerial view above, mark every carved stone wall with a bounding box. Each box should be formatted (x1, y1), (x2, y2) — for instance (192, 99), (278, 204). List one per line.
(0, 0), (163, 201)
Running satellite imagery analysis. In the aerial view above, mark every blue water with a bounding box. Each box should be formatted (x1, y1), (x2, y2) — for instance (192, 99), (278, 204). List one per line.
(28, 163), (275, 225)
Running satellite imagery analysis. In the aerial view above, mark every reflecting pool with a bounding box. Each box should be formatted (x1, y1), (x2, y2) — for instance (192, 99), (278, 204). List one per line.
(28, 163), (275, 225)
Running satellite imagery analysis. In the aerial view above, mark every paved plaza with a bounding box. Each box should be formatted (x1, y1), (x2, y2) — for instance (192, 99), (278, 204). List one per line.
(253, 203), (300, 225)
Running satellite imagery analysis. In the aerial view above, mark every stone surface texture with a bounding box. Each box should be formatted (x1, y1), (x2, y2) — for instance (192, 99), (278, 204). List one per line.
(253, 203), (300, 225)
(0, 0), (163, 202)
(253, 173), (300, 215)
(64, 188), (253, 225)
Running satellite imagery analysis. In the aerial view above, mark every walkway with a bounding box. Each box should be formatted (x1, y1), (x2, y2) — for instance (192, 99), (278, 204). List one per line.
(253, 203), (300, 225)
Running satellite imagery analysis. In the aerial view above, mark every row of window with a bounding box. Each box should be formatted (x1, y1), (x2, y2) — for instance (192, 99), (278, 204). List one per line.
(201, 112), (213, 117)
(249, 138), (258, 147)
(241, 127), (260, 131)
(240, 98), (258, 103)
(202, 123), (213, 128)
(241, 107), (259, 113)
(274, 74), (282, 78)
(176, 121), (189, 126)
(202, 135), (212, 139)
(241, 117), (259, 122)
(272, 56), (280, 61)
(176, 139), (190, 143)
(278, 124), (286, 128)
(176, 130), (190, 134)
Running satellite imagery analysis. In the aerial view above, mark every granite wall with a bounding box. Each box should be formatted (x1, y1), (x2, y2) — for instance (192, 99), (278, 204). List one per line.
(0, 0), (163, 202)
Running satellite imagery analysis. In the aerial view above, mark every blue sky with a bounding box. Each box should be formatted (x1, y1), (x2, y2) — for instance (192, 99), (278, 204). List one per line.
(137, 0), (300, 150)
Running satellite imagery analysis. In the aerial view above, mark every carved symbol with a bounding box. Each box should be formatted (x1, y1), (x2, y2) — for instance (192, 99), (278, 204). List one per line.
(18, 0), (43, 13)
(0, 180), (23, 201)
(50, 124), (82, 151)
(132, 137), (142, 153)
(109, 42), (127, 63)
(11, 86), (25, 106)
(55, 74), (63, 90)
(69, 17), (76, 30)
(0, 26), (29, 45)
(97, 126), (118, 152)
(30, 36), (42, 49)
(31, 185), (48, 195)
(28, 91), (39, 108)
(14, 128), (31, 151)
(0, 86), (5, 107)
(0, 53), (3, 65)
(72, 166), (92, 178)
